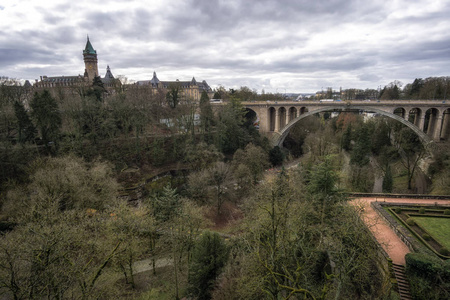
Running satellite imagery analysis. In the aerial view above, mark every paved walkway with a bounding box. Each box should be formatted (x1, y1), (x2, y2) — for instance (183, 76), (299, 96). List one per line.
(351, 197), (450, 265)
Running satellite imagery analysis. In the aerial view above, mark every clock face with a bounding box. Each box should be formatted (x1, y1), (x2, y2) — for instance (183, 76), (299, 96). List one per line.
(88, 65), (93, 70)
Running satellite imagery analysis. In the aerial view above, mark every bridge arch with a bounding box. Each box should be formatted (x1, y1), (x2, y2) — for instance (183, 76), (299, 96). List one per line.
(299, 107), (308, 115)
(244, 108), (258, 128)
(393, 107), (406, 118)
(273, 106), (433, 147)
(408, 107), (422, 126)
(288, 107), (297, 121)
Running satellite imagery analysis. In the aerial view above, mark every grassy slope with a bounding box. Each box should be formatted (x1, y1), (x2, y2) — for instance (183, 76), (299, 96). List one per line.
(412, 216), (450, 249)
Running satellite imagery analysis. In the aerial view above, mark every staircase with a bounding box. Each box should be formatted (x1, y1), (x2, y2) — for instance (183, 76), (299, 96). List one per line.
(392, 263), (412, 300)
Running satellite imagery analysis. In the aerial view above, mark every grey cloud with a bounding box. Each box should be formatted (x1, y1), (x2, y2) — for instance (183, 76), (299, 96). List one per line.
(386, 38), (450, 63)
(0, 33), (63, 67)
(158, 0), (335, 43)
(2, 0), (450, 92)
(80, 11), (122, 32)
(189, 0), (377, 23)
(40, 11), (66, 25)
(266, 56), (372, 73)
(0, 49), (42, 67)
(358, 73), (382, 82)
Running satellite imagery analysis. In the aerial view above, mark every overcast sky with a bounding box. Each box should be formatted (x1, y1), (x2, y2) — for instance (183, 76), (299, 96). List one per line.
(1, 0), (449, 93)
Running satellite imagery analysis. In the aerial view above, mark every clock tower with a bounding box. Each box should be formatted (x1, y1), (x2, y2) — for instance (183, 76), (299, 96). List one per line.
(83, 36), (99, 82)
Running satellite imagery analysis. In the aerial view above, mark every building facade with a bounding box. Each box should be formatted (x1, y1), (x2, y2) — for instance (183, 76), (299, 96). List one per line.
(34, 37), (116, 89)
(136, 71), (213, 102)
(33, 37), (212, 102)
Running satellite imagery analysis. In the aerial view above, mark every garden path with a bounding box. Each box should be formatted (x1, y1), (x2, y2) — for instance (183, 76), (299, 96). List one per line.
(351, 197), (450, 265)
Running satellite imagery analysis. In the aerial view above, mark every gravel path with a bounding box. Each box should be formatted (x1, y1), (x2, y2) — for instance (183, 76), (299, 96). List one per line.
(351, 197), (450, 265)
(369, 156), (383, 193)
(132, 258), (172, 275)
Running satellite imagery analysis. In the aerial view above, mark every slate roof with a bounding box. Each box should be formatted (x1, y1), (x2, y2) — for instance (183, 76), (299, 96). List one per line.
(136, 80), (151, 86)
(101, 65), (115, 84)
(39, 75), (84, 83)
(135, 72), (211, 91)
(23, 80), (32, 88)
(150, 71), (160, 86)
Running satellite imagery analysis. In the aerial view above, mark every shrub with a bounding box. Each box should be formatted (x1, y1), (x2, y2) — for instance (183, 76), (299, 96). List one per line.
(394, 207), (402, 214)
(439, 247), (450, 256)
(418, 207), (426, 214)
(444, 209), (450, 215)
(406, 253), (438, 275)
(405, 253), (450, 299)
(406, 218), (415, 226)
(422, 234), (431, 241)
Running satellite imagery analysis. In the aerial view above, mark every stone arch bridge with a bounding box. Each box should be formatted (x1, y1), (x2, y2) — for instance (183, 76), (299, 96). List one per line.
(241, 100), (450, 146)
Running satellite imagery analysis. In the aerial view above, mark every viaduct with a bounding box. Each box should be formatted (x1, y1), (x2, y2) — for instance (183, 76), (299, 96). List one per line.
(238, 100), (450, 146)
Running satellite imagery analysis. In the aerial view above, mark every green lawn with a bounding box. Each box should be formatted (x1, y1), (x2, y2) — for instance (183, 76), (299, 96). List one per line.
(412, 217), (450, 249)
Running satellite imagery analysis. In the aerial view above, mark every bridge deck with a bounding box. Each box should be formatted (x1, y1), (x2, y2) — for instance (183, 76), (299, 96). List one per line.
(242, 100), (450, 107)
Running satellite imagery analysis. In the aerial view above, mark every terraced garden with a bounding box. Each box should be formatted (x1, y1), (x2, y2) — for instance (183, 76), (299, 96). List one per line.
(387, 205), (450, 259)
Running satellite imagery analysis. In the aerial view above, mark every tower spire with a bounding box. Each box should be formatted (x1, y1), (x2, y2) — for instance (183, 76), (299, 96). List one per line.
(84, 36), (96, 55)
(83, 36), (99, 82)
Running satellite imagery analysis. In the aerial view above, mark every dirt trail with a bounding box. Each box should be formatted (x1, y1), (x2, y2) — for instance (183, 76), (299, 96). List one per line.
(351, 197), (450, 265)
(414, 168), (429, 194)
(369, 156), (383, 193)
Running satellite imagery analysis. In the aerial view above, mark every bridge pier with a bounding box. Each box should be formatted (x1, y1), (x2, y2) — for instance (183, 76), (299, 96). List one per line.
(427, 110), (436, 136)
(280, 107), (287, 129)
(405, 110), (416, 124)
(441, 110), (450, 139)
(433, 113), (443, 141)
(274, 109), (280, 132)
(410, 109), (420, 127)
(418, 115), (426, 132)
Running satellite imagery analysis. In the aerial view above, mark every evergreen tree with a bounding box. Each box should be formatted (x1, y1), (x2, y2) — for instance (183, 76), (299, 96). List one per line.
(341, 123), (352, 151)
(30, 90), (62, 153)
(152, 185), (180, 222)
(371, 120), (391, 155)
(269, 146), (284, 166)
(350, 125), (371, 166)
(188, 231), (228, 300)
(75, 96), (107, 144)
(216, 96), (248, 155)
(199, 90), (214, 135)
(410, 78), (424, 98)
(380, 83), (401, 100)
(382, 165), (393, 193)
(307, 155), (339, 198)
(166, 83), (180, 108)
(392, 84), (400, 99)
(13, 100), (35, 145)
(87, 76), (106, 102)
